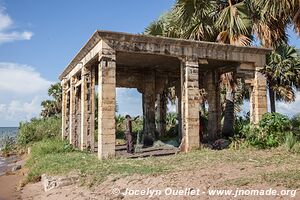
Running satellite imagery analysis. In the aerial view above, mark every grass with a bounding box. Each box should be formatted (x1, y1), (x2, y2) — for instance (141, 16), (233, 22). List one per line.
(25, 139), (300, 188)
(223, 170), (300, 189)
(261, 170), (300, 189)
(25, 139), (171, 185)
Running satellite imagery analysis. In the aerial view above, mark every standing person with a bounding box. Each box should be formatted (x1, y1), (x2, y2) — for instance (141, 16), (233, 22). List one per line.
(125, 115), (139, 153)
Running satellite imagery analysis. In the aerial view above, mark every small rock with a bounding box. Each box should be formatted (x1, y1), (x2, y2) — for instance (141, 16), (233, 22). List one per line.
(27, 147), (31, 155)
(41, 174), (80, 192)
(11, 164), (21, 172)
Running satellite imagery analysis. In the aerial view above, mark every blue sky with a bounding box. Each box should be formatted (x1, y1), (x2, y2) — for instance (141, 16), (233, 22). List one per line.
(0, 0), (299, 126)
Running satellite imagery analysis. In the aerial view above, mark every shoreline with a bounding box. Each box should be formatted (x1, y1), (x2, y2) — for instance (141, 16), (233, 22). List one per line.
(0, 154), (24, 200)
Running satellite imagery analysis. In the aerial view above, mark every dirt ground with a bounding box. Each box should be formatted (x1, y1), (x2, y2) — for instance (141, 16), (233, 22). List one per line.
(0, 173), (22, 200)
(0, 155), (24, 200)
(21, 150), (299, 200)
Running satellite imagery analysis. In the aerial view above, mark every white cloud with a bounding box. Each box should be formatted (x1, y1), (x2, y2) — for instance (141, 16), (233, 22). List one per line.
(0, 63), (52, 126)
(0, 31), (33, 43)
(0, 62), (52, 94)
(0, 6), (33, 44)
(240, 92), (300, 118)
(277, 92), (300, 117)
(0, 96), (43, 123)
(0, 8), (12, 30)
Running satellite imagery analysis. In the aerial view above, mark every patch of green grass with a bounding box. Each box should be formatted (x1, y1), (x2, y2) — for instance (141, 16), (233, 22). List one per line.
(25, 139), (171, 184)
(223, 177), (255, 187)
(25, 139), (300, 187)
(261, 170), (300, 189)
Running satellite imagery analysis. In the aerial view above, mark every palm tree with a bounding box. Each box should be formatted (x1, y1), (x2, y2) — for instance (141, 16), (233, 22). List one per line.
(215, 0), (253, 137)
(261, 44), (300, 112)
(173, 0), (217, 41)
(48, 83), (62, 102)
(145, 0), (217, 41)
(41, 83), (62, 118)
(41, 100), (59, 118)
(250, 0), (300, 47)
(145, 0), (300, 137)
(215, 0), (252, 45)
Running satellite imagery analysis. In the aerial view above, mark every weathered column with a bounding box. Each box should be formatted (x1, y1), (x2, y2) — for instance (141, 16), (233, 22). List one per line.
(80, 66), (88, 150)
(69, 77), (76, 145)
(143, 71), (156, 140)
(206, 70), (221, 141)
(65, 88), (71, 141)
(175, 81), (182, 140)
(156, 91), (167, 136)
(250, 70), (268, 124)
(74, 84), (81, 148)
(181, 60), (200, 152)
(61, 79), (68, 140)
(98, 51), (116, 159)
(81, 66), (95, 151)
(89, 66), (95, 152)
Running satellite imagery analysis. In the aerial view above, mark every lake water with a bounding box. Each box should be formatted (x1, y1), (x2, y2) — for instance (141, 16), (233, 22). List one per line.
(0, 127), (18, 139)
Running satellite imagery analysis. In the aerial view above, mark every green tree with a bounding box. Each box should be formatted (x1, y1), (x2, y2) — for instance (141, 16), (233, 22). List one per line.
(261, 44), (300, 112)
(41, 83), (62, 118)
(145, 0), (300, 139)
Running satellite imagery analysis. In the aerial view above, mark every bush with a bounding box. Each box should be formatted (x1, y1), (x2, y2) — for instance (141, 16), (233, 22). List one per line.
(242, 113), (293, 149)
(30, 139), (74, 158)
(291, 114), (300, 139)
(17, 117), (61, 146)
(285, 132), (297, 151)
(233, 115), (250, 136)
(0, 135), (16, 156)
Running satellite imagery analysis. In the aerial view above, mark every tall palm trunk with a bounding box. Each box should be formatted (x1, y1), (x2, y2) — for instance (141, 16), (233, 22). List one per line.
(222, 86), (235, 137)
(269, 87), (276, 113)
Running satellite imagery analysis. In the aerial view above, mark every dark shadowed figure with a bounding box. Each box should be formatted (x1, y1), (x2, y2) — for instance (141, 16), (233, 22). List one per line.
(125, 115), (139, 153)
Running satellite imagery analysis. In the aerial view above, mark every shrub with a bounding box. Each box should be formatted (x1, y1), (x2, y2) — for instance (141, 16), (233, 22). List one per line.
(0, 135), (16, 156)
(30, 139), (74, 158)
(291, 114), (300, 139)
(17, 117), (61, 146)
(285, 132), (297, 151)
(242, 113), (293, 149)
(233, 116), (250, 136)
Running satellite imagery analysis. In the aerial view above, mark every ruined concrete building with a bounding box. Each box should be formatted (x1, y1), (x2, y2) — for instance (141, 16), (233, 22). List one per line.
(59, 30), (270, 159)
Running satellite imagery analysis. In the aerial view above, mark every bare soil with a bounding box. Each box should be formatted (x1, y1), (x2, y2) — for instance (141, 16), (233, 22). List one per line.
(21, 148), (300, 200)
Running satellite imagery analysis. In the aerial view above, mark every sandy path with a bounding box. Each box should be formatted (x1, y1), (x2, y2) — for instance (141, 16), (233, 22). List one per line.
(0, 173), (22, 200)
(21, 161), (299, 200)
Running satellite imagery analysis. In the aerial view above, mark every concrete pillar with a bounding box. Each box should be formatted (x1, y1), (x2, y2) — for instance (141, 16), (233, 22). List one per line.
(175, 81), (182, 140)
(156, 91), (167, 136)
(89, 66), (95, 152)
(81, 66), (95, 151)
(61, 79), (68, 140)
(80, 66), (88, 150)
(207, 70), (221, 141)
(250, 70), (268, 124)
(69, 77), (76, 145)
(181, 60), (200, 152)
(74, 83), (81, 148)
(98, 53), (116, 159)
(143, 71), (156, 140)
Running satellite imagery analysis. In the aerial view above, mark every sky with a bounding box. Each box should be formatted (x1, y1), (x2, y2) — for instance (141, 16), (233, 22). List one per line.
(0, 0), (299, 127)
